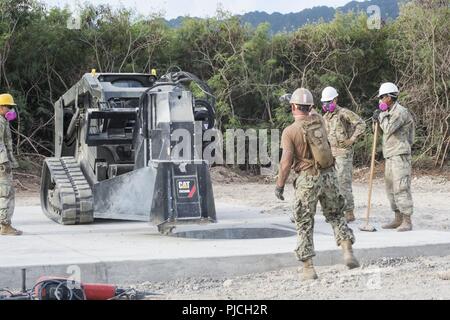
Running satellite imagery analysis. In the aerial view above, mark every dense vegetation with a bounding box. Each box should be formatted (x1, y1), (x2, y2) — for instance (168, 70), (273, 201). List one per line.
(0, 0), (448, 170)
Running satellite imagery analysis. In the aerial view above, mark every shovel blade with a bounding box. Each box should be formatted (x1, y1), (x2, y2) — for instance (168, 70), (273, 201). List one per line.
(359, 224), (377, 232)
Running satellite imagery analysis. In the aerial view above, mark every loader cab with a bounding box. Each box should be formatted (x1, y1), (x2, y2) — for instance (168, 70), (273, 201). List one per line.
(84, 73), (158, 181)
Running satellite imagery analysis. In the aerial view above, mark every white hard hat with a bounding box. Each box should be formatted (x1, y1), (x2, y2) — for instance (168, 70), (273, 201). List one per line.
(290, 88), (314, 105)
(378, 82), (399, 97)
(321, 86), (339, 102)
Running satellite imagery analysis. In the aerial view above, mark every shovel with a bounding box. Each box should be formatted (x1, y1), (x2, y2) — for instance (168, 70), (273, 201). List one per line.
(359, 121), (378, 232)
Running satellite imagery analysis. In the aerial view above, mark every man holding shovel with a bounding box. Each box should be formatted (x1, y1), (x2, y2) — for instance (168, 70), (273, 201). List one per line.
(373, 82), (415, 232)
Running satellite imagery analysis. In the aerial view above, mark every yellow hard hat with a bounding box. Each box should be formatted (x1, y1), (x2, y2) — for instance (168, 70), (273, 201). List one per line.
(0, 93), (16, 106)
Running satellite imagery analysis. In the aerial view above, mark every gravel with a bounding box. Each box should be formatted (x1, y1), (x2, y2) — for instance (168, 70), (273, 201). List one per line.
(133, 255), (450, 300)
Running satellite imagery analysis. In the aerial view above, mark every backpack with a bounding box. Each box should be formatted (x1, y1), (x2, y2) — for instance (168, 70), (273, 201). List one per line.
(299, 115), (335, 170)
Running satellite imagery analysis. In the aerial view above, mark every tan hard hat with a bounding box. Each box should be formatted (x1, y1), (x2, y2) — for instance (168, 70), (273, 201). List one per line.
(0, 93), (16, 106)
(290, 88), (314, 105)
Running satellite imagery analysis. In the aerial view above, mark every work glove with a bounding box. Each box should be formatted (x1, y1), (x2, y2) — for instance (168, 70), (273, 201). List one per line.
(372, 109), (381, 122)
(275, 186), (285, 201)
(341, 138), (355, 148)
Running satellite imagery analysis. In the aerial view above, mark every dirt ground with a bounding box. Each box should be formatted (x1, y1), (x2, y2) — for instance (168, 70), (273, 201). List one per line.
(211, 166), (450, 231)
(13, 166), (450, 300)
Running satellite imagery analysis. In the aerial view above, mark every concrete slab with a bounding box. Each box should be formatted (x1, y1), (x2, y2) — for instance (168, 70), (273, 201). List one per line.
(1, 203), (449, 288)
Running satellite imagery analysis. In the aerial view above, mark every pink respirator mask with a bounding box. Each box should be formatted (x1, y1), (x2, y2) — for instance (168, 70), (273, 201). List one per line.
(378, 101), (389, 112)
(322, 102), (336, 113)
(5, 110), (17, 121)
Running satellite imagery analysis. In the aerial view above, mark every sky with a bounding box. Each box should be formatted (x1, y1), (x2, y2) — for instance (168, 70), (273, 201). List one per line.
(41, 0), (352, 19)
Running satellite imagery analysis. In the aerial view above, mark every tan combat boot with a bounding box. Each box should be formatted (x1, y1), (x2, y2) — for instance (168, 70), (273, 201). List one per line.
(397, 214), (412, 232)
(341, 240), (360, 269)
(382, 210), (403, 229)
(300, 259), (318, 280)
(0, 223), (23, 236)
(345, 210), (355, 223)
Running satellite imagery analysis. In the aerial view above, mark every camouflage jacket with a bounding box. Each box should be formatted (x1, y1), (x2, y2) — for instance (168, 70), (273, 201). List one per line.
(378, 102), (415, 159)
(323, 106), (366, 157)
(0, 116), (19, 168)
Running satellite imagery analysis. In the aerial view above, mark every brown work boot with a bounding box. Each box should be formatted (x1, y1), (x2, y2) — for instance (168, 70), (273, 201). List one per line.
(300, 259), (318, 280)
(382, 211), (403, 229)
(397, 214), (412, 232)
(345, 210), (355, 223)
(0, 224), (23, 236)
(341, 240), (360, 269)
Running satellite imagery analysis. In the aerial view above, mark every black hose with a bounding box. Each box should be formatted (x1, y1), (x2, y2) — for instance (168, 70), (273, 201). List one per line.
(31, 278), (85, 300)
(194, 99), (215, 130)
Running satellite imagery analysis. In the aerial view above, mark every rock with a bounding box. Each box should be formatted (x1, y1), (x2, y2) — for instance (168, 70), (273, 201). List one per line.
(223, 279), (233, 287)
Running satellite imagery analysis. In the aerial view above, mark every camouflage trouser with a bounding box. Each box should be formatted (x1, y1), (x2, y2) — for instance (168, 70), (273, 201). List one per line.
(293, 169), (355, 261)
(385, 155), (413, 216)
(0, 163), (15, 225)
(334, 152), (354, 212)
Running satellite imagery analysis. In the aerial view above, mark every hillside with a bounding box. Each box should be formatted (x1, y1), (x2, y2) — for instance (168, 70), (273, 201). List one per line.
(167, 0), (402, 33)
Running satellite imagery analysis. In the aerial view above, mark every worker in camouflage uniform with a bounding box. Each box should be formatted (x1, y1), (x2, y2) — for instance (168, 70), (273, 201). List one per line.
(0, 93), (22, 236)
(321, 87), (366, 223)
(275, 88), (359, 281)
(373, 82), (415, 232)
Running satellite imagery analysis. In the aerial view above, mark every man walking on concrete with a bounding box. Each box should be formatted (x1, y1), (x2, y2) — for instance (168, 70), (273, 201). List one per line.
(373, 82), (415, 232)
(321, 87), (366, 223)
(0, 93), (22, 236)
(275, 88), (359, 280)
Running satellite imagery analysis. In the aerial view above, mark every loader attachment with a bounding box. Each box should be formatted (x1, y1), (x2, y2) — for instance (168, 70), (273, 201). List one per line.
(92, 162), (216, 225)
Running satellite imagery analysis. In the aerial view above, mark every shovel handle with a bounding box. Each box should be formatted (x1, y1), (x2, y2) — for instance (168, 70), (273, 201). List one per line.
(365, 122), (379, 223)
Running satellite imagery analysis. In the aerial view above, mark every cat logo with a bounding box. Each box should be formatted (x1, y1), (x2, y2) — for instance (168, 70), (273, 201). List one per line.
(176, 179), (197, 199)
(178, 181), (191, 193)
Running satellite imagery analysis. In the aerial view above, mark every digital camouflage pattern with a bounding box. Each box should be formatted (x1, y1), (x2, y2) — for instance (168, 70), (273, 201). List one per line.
(0, 164), (14, 225)
(385, 155), (413, 216)
(0, 116), (18, 225)
(378, 102), (415, 159)
(324, 106), (365, 212)
(323, 106), (366, 157)
(292, 168), (355, 261)
(378, 102), (415, 216)
(334, 153), (354, 212)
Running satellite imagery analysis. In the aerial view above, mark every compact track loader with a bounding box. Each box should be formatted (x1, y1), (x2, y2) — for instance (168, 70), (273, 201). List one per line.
(40, 70), (217, 233)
